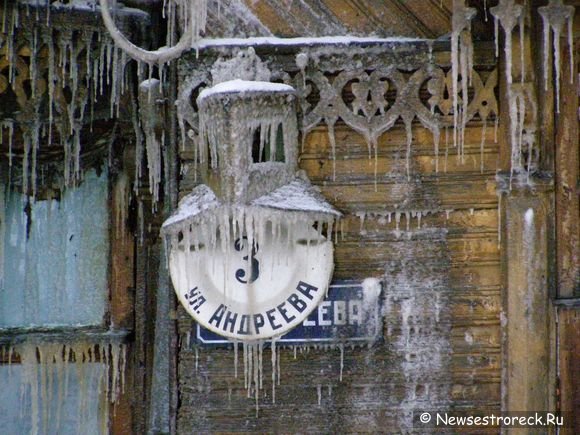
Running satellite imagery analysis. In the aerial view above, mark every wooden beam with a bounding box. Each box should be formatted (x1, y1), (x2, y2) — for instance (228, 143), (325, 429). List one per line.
(558, 307), (580, 434)
(554, 38), (579, 298)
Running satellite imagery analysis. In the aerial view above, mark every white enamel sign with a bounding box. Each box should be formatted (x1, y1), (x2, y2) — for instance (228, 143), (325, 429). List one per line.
(169, 222), (334, 340)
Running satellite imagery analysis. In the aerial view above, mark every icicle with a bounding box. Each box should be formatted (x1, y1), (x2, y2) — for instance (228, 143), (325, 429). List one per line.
(451, 28), (460, 152)
(404, 118), (413, 180)
(357, 211), (366, 235)
(494, 16), (499, 58)
(451, 0), (476, 155)
(484, 0), (488, 21)
(258, 341), (263, 390)
(539, 0), (575, 113)
(327, 118), (337, 181)
(110, 45), (120, 117)
(480, 118), (487, 173)
(271, 340), (277, 404)
(296, 52), (308, 88)
(339, 344), (344, 382)
(554, 24), (562, 113)
(568, 15), (574, 82)
(7, 3), (18, 84)
(497, 194), (502, 249)
(277, 345), (281, 386)
(542, 14), (551, 91)
(520, 13), (525, 84)
(233, 341), (238, 378)
(243, 342), (248, 389)
(459, 35), (469, 161)
(433, 127), (440, 173)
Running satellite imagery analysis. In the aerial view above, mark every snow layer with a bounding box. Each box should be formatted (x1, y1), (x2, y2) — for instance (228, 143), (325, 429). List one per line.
(197, 79), (295, 102)
(250, 180), (341, 216)
(195, 35), (425, 49)
(161, 185), (219, 230)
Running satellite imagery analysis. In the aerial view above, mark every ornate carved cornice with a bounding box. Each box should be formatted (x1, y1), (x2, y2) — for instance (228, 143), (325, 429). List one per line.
(176, 40), (498, 179)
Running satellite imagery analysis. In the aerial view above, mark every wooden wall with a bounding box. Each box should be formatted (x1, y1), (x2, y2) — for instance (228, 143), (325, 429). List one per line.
(176, 116), (502, 432)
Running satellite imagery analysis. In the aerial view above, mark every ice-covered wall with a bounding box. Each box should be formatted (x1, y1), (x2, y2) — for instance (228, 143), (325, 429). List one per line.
(0, 169), (109, 328)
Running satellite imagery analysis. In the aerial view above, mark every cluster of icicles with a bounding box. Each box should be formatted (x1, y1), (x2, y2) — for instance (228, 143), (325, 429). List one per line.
(164, 207), (339, 269)
(196, 105), (297, 177)
(289, 0), (574, 187)
(4, 0), (574, 198)
(0, 1), (207, 206)
(1, 341), (126, 435)
(487, 0), (574, 182)
(185, 335), (350, 415)
(1, 2), (128, 197)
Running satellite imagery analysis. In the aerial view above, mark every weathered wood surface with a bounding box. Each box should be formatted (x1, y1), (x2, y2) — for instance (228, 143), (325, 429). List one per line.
(558, 307), (580, 435)
(177, 117), (501, 432)
(555, 39), (579, 298)
(238, 0), (497, 42)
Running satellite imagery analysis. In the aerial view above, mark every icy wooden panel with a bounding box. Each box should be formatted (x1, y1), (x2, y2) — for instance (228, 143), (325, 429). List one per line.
(0, 170), (109, 328)
(0, 363), (106, 434)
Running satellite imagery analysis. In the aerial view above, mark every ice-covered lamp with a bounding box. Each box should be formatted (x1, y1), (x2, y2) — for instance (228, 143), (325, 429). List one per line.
(161, 80), (341, 341)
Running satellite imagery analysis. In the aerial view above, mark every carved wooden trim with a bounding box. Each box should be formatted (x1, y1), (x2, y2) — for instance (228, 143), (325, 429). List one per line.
(176, 44), (499, 176)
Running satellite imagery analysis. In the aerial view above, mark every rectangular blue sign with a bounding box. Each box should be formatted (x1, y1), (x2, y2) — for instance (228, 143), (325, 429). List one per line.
(195, 281), (382, 345)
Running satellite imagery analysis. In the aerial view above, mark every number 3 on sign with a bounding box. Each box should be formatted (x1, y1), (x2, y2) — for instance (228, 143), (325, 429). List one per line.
(234, 237), (260, 284)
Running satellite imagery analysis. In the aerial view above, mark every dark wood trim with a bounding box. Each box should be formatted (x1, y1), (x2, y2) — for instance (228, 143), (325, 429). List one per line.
(554, 38), (579, 298)
(109, 170), (136, 434)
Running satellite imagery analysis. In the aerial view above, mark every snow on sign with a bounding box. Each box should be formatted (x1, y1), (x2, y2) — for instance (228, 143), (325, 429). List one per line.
(162, 78), (341, 341)
(196, 280), (383, 345)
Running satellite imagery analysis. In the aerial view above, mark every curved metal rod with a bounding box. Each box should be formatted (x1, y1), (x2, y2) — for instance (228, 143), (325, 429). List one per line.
(98, 0), (193, 65)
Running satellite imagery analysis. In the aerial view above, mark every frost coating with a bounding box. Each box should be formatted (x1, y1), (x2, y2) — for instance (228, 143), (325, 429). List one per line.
(210, 47), (272, 84)
(196, 80), (301, 203)
(1, 170), (109, 328)
(251, 179), (339, 215)
(361, 278), (382, 336)
(383, 234), (451, 429)
(99, 0), (207, 65)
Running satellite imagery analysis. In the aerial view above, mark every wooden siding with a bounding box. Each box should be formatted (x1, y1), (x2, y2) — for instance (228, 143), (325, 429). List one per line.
(176, 116), (501, 432)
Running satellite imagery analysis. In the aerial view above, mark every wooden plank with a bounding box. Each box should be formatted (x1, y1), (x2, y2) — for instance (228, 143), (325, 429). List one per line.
(558, 307), (580, 434)
(109, 173), (135, 434)
(555, 39), (579, 297)
(110, 174), (135, 330)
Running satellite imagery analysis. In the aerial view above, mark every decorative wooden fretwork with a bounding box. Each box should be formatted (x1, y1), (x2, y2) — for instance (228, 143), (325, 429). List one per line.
(176, 41), (499, 179)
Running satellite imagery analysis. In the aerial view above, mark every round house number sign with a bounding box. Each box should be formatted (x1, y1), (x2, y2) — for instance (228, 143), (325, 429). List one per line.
(169, 222), (334, 340)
